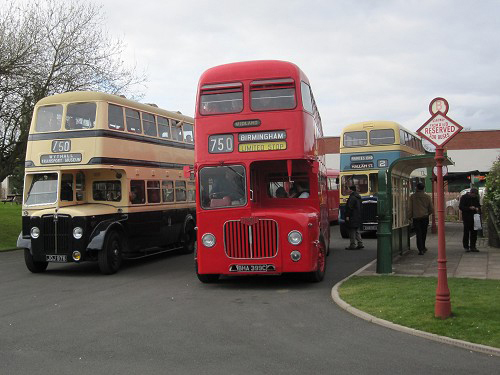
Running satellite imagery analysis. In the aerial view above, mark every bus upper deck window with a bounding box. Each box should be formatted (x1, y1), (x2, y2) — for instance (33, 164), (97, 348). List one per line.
(125, 108), (142, 134)
(35, 105), (63, 132)
(108, 104), (124, 130)
(171, 120), (183, 141)
(200, 82), (243, 115)
(66, 102), (96, 130)
(343, 131), (367, 147)
(142, 113), (157, 137)
(158, 116), (171, 139)
(250, 78), (296, 111)
(183, 123), (194, 143)
(370, 129), (395, 145)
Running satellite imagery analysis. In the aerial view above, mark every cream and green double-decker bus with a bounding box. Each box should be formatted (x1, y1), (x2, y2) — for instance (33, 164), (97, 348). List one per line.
(17, 91), (196, 274)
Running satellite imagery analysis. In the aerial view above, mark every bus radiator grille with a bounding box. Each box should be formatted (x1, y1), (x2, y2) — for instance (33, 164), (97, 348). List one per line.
(42, 214), (72, 254)
(361, 201), (377, 223)
(224, 219), (278, 259)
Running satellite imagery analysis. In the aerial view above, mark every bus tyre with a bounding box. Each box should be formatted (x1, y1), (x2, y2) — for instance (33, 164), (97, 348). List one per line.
(98, 231), (122, 275)
(181, 222), (196, 254)
(340, 224), (349, 239)
(307, 240), (326, 282)
(24, 249), (48, 273)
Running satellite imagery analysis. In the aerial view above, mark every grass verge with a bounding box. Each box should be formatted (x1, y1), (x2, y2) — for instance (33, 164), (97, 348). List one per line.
(339, 275), (500, 348)
(0, 204), (22, 251)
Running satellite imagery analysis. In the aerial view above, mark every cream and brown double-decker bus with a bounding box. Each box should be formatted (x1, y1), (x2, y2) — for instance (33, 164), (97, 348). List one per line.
(17, 91), (196, 274)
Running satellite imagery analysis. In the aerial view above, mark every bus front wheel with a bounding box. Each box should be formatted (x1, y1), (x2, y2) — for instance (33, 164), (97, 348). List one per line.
(307, 240), (326, 282)
(181, 222), (196, 254)
(98, 231), (122, 275)
(24, 249), (48, 273)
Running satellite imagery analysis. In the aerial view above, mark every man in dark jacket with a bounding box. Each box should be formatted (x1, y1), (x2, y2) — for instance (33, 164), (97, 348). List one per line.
(345, 185), (363, 250)
(459, 188), (481, 252)
(408, 182), (433, 255)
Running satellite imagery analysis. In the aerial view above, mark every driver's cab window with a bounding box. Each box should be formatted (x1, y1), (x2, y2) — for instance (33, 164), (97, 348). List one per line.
(60, 173), (74, 201)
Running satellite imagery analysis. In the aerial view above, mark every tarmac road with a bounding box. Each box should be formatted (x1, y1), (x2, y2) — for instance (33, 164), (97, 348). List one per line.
(1, 229), (498, 375)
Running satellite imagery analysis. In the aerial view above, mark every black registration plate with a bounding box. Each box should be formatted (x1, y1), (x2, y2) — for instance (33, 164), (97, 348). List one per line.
(46, 254), (67, 262)
(363, 224), (377, 231)
(229, 264), (276, 272)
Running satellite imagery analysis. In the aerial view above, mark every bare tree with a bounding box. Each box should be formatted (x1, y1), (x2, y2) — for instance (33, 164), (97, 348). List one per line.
(0, 0), (145, 184)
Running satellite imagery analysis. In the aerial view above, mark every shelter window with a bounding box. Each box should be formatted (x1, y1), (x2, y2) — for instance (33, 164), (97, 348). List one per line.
(370, 129), (395, 145)
(108, 104), (124, 130)
(147, 180), (161, 203)
(175, 181), (186, 202)
(142, 113), (157, 137)
(200, 82), (243, 115)
(126, 108), (142, 134)
(66, 102), (96, 130)
(93, 181), (121, 202)
(35, 105), (63, 132)
(162, 180), (174, 202)
(158, 116), (171, 139)
(341, 174), (368, 195)
(343, 131), (367, 147)
(250, 78), (296, 111)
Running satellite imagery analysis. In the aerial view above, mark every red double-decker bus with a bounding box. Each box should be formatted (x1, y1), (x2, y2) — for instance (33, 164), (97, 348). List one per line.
(193, 60), (329, 282)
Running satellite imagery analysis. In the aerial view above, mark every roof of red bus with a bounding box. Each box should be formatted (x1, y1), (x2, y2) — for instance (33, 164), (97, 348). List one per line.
(198, 60), (309, 85)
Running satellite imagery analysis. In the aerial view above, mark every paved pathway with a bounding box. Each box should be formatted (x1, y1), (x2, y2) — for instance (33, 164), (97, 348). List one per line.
(359, 221), (500, 279)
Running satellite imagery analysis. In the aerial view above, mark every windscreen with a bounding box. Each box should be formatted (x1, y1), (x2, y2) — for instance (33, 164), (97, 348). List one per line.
(199, 165), (246, 208)
(25, 173), (58, 205)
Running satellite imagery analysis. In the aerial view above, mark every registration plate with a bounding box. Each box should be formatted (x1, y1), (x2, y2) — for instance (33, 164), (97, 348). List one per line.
(363, 225), (377, 231)
(230, 264), (276, 272)
(46, 254), (67, 262)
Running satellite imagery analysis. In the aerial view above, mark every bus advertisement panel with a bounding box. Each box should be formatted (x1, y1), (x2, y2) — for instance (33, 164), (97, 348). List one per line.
(339, 121), (424, 238)
(194, 60), (329, 283)
(18, 91), (196, 274)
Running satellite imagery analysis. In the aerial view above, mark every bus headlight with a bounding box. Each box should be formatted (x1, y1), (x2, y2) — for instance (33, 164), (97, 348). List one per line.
(202, 233), (216, 248)
(73, 227), (83, 239)
(288, 230), (302, 245)
(30, 227), (40, 239)
(72, 251), (82, 261)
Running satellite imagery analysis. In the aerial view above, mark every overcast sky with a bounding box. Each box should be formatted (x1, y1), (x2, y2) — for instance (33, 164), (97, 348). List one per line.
(84, 0), (500, 135)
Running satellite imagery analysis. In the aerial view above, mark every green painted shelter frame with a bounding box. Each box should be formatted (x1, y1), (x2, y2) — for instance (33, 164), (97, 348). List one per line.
(376, 153), (453, 273)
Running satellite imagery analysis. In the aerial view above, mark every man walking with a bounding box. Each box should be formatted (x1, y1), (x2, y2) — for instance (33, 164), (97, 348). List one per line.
(345, 185), (363, 250)
(408, 182), (433, 255)
(459, 188), (481, 252)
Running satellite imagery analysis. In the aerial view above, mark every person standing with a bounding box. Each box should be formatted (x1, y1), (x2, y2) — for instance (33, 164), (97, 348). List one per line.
(345, 185), (363, 250)
(459, 188), (481, 252)
(408, 182), (433, 255)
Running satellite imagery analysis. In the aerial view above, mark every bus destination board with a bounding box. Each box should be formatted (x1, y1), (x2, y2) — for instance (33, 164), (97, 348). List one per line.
(238, 141), (287, 152)
(238, 130), (286, 142)
(40, 153), (82, 164)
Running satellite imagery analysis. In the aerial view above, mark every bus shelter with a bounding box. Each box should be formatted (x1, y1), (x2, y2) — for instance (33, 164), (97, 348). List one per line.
(376, 154), (453, 274)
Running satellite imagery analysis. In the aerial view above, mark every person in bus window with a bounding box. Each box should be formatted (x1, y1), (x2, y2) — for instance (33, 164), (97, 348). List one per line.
(345, 185), (364, 250)
(293, 181), (309, 198)
(275, 186), (288, 198)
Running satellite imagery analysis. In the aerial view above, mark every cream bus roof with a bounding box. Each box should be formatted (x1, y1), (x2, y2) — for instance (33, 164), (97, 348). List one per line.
(35, 91), (193, 123)
(341, 121), (401, 134)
